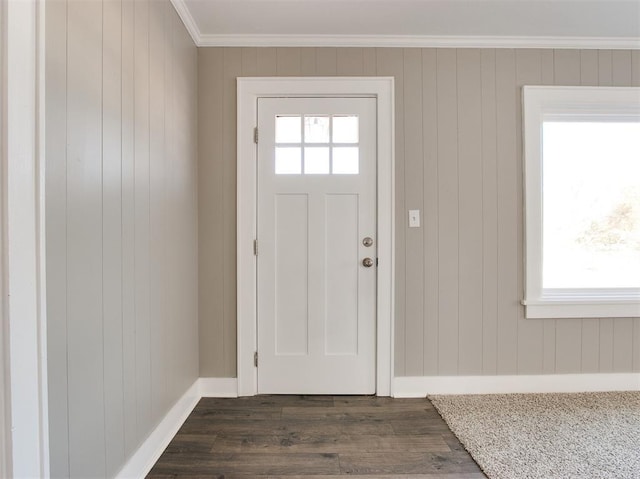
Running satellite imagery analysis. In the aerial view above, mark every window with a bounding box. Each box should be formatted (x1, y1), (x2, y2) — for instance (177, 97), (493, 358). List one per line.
(274, 115), (359, 175)
(523, 86), (640, 319)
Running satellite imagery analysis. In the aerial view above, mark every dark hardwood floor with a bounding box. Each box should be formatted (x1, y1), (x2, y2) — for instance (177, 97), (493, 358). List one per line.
(148, 395), (486, 478)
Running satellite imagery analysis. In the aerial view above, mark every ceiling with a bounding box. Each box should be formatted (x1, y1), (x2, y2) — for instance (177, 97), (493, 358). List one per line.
(172, 0), (640, 48)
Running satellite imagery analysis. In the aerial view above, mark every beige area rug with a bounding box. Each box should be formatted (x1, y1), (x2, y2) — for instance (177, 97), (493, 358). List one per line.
(429, 391), (640, 479)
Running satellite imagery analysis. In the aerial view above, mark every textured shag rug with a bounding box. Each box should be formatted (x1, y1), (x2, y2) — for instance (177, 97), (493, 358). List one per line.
(429, 391), (640, 479)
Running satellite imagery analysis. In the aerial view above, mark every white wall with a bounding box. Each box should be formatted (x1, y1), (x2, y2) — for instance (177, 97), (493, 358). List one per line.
(45, 0), (199, 476)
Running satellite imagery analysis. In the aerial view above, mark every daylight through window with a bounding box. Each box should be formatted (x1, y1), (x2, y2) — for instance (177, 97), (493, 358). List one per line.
(274, 115), (359, 175)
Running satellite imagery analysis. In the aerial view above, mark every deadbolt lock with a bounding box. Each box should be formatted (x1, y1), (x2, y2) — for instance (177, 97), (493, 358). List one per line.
(362, 237), (373, 247)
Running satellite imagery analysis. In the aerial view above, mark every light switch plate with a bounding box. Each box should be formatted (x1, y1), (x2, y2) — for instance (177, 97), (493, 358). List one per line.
(409, 209), (420, 228)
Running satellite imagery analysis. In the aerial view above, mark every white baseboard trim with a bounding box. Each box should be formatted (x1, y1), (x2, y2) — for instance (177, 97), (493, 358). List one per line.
(115, 378), (238, 478)
(393, 373), (640, 397)
(199, 377), (238, 397)
(116, 379), (201, 478)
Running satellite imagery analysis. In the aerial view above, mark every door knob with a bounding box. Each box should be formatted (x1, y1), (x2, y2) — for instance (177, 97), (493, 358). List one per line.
(362, 257), (374, 268)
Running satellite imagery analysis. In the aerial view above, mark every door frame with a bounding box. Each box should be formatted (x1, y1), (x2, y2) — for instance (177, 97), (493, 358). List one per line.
(237, 77), (395, 397)
(2, 0), (50, 476)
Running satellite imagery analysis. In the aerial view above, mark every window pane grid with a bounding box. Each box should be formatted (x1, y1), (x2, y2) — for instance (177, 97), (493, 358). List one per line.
(275, 115), (360, 175)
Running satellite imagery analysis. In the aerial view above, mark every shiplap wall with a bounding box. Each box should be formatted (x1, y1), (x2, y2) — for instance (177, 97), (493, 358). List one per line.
(199, 47), (640, 379)
(0, 1), (7, 475)
(45, 0), (198, 477)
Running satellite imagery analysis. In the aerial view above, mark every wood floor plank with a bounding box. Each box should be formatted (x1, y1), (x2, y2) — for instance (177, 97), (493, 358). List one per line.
(162, 434), (218, 454)
(149, 395), (484, 478)
(338, 452), (483, 475)
(440, 433), (468, 453)
(281, 406), (434, 421)
(178, 418), (397, 436)
(210, 433), (451, 454)
(332, 396), (435, 409)
(199, 395), (335, 409)
(389, 419), (455, 435)
(188, 406), (282, 420)
(149, 452), (341, 475)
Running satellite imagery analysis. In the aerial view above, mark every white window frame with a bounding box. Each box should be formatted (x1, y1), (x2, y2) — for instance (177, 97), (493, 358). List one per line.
(522, 86), (640, 319)
(236, 77), (395, 397)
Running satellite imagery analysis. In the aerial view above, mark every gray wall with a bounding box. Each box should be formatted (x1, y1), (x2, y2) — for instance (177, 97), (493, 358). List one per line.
(199, 47), (640, 379)
(0, 0), (7, 474)
(45, 0), (198, 477)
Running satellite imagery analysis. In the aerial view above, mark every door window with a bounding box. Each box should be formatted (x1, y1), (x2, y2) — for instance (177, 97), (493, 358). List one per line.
(274, 115), (360, 175)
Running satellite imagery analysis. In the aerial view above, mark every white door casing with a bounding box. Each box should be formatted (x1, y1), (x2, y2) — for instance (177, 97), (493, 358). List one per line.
(3, 0), (50, 475)
(257, 97), (376, 394)
(237, 77), (395, 397)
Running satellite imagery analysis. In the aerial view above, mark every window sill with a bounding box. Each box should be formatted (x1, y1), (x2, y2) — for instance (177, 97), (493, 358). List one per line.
(522, 299), (640, 319)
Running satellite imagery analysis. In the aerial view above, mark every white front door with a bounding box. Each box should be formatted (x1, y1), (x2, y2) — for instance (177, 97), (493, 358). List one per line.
(256, 97), (377, 394)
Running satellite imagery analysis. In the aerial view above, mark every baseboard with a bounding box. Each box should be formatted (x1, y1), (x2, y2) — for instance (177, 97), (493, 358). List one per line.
(199, 377), (238, 397)
(116, 379), (201, 478)
(393, 373), (640, 397)
(114, 378), (238, 478)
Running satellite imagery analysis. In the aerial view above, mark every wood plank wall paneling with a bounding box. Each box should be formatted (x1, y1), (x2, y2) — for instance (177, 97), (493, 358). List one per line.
(45, 0), (70, 475)
(479, 49), (498, 375)
(66, 0), (106, 474)
(121, 0), (138, 456)
(198, 47), (640, 379)
(45, 1), (199, 476)
(133, 0), (153, 439)
(422, 49), (439, 376)
(175, 4), (199, 395)
(403, 48), (425, 377)
(494, 49), (519, 375)
(103, 0), (125, 474)
(0, 2), (7, 477)
(198, 49), (225, 378)
(457, 49), (484, 375)
(435, 49), (459, 375)
(223, 49), (241, 377)
(149, 0), (165, 428)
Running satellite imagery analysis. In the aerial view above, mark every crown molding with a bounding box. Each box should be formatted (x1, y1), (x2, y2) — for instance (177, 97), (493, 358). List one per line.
(168, 1), (639, 50)
(197, 34), (640, 49)
(170, 0), (201, 45)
